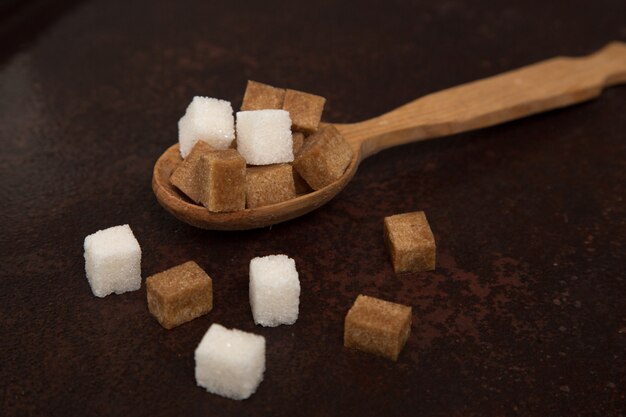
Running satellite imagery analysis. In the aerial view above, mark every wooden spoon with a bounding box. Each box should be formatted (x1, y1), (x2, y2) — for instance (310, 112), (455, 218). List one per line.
(153, 42), (626, 230)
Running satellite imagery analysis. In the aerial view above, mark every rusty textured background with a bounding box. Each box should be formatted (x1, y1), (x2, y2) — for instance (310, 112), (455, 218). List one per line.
(1, 0), (625, 416)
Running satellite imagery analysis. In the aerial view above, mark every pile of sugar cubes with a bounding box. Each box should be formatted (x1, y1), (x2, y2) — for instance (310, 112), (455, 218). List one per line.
(83, 208), (435, 399)
(170, 81), (354, 211)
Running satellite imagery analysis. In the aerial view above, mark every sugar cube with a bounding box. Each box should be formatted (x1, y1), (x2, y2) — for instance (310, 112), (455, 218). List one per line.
(241, 80), (285, 110)
(236, 110), (293, 165)
(245, 164), (296, 208)
(292, 132), (305, 155)
(344, 295), (412, 361)
(146, 261), (213, 329)
(293, 170), (312, 195)
(249, 254), (300, 327)
(83, 224), (142, 297)
(384, 211), (436, 273)
(170, 141), (215, 203)
(293, 125), (353, 190)
(195, 323), (266, 400)
(282, 88), (326, 134)
(178, 96), (235, 158)
(199, 149), (246, 212)
(291, 132), (310, 195)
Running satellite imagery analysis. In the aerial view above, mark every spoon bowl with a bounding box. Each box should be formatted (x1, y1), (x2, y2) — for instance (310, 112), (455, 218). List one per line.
(153, 42), (626, 230)
(152, 134), (360, 230)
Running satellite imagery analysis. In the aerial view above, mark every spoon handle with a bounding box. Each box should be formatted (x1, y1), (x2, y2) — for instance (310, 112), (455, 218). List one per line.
(337, 41), (626, 160)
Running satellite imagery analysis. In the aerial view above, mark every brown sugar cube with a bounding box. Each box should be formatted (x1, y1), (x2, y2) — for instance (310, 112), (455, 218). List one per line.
(293, 125), (353, 190)
(384, 211), (436, 273)
(292, 132), (305, 155)
(241, 80), (285, 111)
(246, 164), (296, 208)
(293, 171), (312, 195)
(344, 295), (412, 361)
(198, 149), (246, 212)
(170, 141), (215, 203)
(291, 133), (310, 195)
(282, 89), (326, 134)
(146, 261), (213, 329)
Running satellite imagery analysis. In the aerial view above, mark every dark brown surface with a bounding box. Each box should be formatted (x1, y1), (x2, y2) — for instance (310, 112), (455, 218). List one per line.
(1, 1), (625, 416)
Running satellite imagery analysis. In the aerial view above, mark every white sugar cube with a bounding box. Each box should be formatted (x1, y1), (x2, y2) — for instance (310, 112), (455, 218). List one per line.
(178, 96), (235, 158)
(83, 224), (142, 298)
(249, 254), (300, 327)
(236, 110), (293, 165)
(194, 323), (266, 400)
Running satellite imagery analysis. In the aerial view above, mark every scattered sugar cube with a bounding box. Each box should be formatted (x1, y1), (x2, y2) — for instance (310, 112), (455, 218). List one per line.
(236, 110), (293, 165)
(293, 125), (353, 190)
(195, 323), (266, 400)
(178, 96), (235, 158)
(245, 164), (296, 208)
(384, 211), (436, 273)
(83, 224), (142, 297)
(282, 88), (326, 134)
(241, 80), (285, 110)
(199, 149), (246, 212)
(249, 254), (300, 327)
(170, 141), (215, 203)
(344, 295), (412, 361)
(146, 261), (213, 329)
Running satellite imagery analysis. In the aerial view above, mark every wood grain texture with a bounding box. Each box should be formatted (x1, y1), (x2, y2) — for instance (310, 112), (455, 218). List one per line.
(339, 42), (626, 159)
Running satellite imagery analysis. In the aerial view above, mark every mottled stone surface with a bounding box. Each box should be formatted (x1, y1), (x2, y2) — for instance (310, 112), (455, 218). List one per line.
(1, 0), (625, 416)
